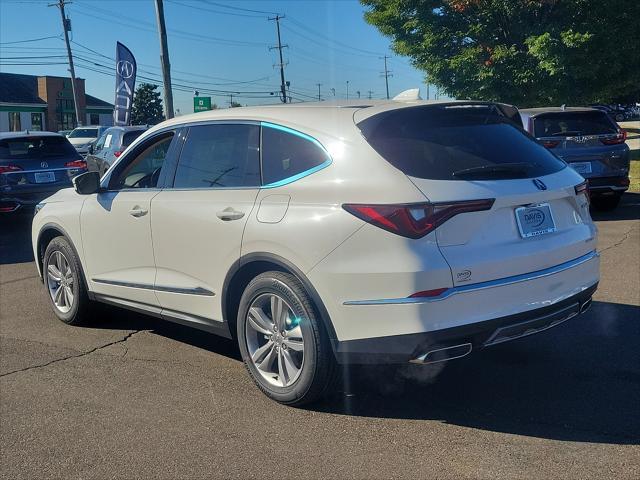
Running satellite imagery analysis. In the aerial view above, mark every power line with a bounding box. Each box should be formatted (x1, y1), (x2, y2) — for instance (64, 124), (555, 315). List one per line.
(166, 0), (266, 19)
(0, 34), (61, 45)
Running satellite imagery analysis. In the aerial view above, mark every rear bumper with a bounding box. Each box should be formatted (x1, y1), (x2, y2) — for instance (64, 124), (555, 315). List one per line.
(587, 175), (630, 195)
(0, 184), (74, 212)
(321, 250), (600, 364)
(333, 283), (597, 364)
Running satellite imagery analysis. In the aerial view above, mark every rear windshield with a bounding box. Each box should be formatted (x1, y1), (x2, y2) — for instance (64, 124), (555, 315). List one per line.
(533, 111), (617, 137)
(0, 136), (79, 160)
(123, 130), (145, 148)
(358, 104), (566, 181)
(68, 128), (99, 138)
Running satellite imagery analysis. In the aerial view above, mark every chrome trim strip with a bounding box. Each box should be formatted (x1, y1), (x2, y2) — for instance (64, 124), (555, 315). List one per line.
(92, 278), (215, 296)
(343, 250), (599, 306)
(2, 166), (83, 175)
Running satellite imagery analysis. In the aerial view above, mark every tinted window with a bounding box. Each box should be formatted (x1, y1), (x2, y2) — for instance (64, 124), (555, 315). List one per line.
(358, 104), (565, 181)
(0, 136), (78, 160)
(110, 133), (173, 189)
(68, 128), (99, 138)
(261, 125), (330, 185)
(533, 111), (617, 137)
(123, 130), (145, 148)
(174, 124), (260, 188)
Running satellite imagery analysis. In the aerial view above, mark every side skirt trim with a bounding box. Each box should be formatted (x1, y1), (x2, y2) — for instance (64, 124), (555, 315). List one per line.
(92, 278), (215, 296)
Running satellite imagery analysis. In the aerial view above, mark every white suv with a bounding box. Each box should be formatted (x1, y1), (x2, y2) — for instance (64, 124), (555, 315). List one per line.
(32, 100), (599, 405)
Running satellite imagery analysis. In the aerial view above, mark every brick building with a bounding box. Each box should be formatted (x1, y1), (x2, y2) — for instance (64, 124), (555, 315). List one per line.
(0, 72), (113, 132)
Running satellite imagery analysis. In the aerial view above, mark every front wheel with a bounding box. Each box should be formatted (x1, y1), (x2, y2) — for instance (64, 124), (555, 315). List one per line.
(43, 236), (93, 325)
(237, 271), (336, 406)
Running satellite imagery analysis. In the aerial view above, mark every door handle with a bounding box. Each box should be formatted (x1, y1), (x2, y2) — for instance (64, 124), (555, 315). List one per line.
(216, 207), (245, 221)
(129, 206), (148, 217)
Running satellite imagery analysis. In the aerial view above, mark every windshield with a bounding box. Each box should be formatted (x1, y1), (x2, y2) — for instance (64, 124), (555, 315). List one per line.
(358, 104), (566, 180)
(68, 128), (99, 138)
(0, 136), (79, 160)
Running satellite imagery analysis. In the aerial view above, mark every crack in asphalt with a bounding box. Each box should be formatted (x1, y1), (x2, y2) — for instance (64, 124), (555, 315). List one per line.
(0, 330), (144, 378)
(599, 225), (638, 254)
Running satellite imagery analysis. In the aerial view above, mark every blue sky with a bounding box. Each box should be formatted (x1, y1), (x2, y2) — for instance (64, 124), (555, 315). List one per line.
(0, 0), (440, 114)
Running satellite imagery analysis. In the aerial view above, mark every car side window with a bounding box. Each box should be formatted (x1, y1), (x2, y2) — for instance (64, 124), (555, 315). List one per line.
(261, 124), (330, 185)
(109, 132), (174, 190)
(94, 132), (107, 153)
(173, 124), (260, 188)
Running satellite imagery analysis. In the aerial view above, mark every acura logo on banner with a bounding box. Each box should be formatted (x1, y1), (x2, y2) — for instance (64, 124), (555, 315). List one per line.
(113, 42), (137, 126)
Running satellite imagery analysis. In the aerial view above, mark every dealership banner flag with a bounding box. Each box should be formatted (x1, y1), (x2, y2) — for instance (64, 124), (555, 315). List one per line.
(113, 42), (137, 126)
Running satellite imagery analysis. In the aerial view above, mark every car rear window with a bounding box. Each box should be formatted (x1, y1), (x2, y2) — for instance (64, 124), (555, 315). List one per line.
(68, 128), (99, 138)
(358, 104), (566, 180)
(0, 136), (79, 160)
(123, 130), (145, 148)
(532, 111), (617, 137)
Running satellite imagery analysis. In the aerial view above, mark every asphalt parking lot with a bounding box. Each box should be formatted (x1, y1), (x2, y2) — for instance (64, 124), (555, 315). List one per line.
(1, 195), (639, 479)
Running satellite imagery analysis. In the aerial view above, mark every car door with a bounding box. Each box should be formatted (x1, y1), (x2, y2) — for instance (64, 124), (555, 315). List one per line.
(80, 130), (179, 307)
(150, 122), (261, 325)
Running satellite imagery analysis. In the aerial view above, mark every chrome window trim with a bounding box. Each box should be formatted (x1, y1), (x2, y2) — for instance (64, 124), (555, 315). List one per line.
(343, 250), (599, 306)
(92, 278), (215, 296)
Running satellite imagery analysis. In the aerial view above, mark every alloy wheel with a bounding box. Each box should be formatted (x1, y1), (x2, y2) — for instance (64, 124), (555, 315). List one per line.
(244, 293), (305, 387)
(46, 250), (75, 314)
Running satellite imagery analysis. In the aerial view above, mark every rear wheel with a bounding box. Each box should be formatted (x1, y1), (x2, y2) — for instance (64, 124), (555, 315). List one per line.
(591, 193), (622, 211)
(237, 271), (336, 405)
(43, 236), (94, 325)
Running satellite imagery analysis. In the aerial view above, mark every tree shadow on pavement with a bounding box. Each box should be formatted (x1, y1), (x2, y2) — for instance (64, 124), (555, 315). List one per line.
(310, 301), (640, 446)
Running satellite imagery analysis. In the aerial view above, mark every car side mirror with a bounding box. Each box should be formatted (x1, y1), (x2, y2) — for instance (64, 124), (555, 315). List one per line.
(73, 171), (101, 195)
(88, 143), (95, 154)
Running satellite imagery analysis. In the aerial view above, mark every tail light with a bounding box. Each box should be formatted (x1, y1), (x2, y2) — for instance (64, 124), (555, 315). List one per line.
(65, 159), (87, 169)
(542, 140), (560, 148)
(113, 151), (122, 158)
(0, 165), (22, 174)
(575, 181), (590, 205)
(342, 199), (495, 239)
(601, 130), (627, 145)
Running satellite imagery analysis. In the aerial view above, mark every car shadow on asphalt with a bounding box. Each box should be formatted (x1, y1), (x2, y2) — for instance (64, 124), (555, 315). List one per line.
(590, 192), (640, 222)
(309, 301), (640, 445)
(0, 213), (35, 265)
(87, 299), (639, 445)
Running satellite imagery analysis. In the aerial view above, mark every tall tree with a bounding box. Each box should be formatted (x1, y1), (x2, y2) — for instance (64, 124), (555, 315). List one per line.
(361, 0), (640, 106)
(130, 83), (165, 125)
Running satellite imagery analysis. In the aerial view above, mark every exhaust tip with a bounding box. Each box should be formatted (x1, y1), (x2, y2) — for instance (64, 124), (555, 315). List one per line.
(580, 298), (593, 314)
(410, 343), (472, 365)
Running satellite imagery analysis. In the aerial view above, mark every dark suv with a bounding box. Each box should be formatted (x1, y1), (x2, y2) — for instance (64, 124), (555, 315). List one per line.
(0, 132), (86, 213)
(521, 107), (630, 210)
(85, 125), (148, 176)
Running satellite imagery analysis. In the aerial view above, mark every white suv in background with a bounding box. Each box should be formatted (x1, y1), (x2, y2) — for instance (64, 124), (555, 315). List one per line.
(32, 100), (599, 405)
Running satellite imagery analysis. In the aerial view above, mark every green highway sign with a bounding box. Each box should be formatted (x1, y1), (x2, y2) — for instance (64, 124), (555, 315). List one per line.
(194, 96), (212, 112)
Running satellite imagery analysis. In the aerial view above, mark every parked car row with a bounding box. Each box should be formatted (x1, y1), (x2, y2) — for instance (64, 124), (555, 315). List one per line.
(590, 103), (640, 122)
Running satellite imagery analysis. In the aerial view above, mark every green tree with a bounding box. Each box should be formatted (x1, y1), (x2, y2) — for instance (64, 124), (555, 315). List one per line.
(361, 0), (640, 106)
(130, 83), (164, 125)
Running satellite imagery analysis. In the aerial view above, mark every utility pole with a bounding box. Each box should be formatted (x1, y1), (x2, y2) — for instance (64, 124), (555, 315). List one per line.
(50, 0), (82, 126)
(269, 15), (288, 103)
(228, 94), (234, 107)
(154, 0), (174, 119)
(316, 83), (321, 101)
(346, 80), (349, 100)
(380, 55), (393, 99)
(367, 90), (373, 100)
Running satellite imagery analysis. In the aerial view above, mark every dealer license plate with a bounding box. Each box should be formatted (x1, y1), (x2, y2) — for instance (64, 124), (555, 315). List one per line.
(515, 203), (556, 238)
(568, 162), (592, 174)
(34, 171), (55, 183)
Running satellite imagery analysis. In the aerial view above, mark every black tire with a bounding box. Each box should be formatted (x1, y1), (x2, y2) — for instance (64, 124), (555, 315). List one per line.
(43, 236), (93, 325)
(237, 271), (337, 406)
(591, 194), (622, 211)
